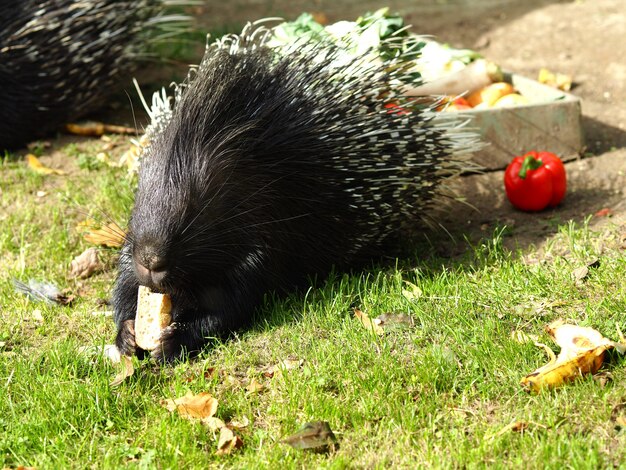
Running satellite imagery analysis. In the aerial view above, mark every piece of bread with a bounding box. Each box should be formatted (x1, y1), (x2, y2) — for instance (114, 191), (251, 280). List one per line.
(135, 285), (172, 351)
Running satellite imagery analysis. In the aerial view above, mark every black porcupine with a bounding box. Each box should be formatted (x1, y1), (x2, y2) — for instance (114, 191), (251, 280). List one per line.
(0, 0), (187, 150)
(113, 24), (479, 363)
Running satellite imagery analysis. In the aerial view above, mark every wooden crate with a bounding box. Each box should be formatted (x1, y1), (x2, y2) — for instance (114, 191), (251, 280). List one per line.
(465, 74), (584, 170)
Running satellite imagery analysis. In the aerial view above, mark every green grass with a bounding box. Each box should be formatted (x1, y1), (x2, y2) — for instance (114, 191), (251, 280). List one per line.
(1, 140), (626, 469)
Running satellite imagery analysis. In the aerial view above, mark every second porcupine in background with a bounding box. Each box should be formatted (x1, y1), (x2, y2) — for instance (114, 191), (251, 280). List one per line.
(113, 21), (481, 363)
(0, 0), (188, 150)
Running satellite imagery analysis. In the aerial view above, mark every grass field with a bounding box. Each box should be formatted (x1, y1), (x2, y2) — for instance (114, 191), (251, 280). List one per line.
(1, 138), (625, 469)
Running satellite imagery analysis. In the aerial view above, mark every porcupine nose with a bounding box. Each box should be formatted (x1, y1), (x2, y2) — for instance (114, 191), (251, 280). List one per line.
(133, 244), (168, 290)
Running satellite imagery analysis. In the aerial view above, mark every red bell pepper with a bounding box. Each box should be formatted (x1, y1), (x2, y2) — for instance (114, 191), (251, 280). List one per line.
(504, 151), (566, 211)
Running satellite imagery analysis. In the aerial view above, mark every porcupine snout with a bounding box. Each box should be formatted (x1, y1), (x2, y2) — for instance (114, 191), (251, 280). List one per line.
(133, 243), (169, 291)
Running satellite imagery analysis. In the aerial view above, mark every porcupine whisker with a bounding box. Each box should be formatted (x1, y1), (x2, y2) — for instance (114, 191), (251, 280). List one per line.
(178, 164), (236, 238)
(66, 201), (132, 245)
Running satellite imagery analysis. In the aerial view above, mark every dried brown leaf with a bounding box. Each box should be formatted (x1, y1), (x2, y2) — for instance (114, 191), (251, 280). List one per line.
(593, 370), (613, 387)
(282, 421), (337, 450)
(572, 265), (589, 282)
(229, 416), (250, 429)
(261, 358), (304, 378)
(77, 220), (126, 248)
(611, 403), (626, 428)
(202, 416), (226, 432)
(354, 308), (384, 335)
(161, 391), (218, 420)
(245, 378), (265, 394)
(215, 426), (243, 455)
(69, 248), (103, 279)
(110, 355), (135, 387)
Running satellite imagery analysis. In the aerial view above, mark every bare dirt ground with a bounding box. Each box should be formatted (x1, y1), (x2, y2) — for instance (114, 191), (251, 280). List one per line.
(437, 0), (626, 253)
(193, 0), (626, 253)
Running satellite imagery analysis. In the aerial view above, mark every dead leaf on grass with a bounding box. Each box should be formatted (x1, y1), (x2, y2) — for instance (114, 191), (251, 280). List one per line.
(110, 355), (135, 387)
(245, 378), (265, 394)
(215, 426), (243, 455)
(229, 416), (250, 429)
(611, 403), (626, 429)
(25, 153), (65, 175)
(533, 299), (567, 316)
(69, 247), (103, 279)
(354, 308), (384, 335)
(76, 220), (126, 248)
(485, 420), (546, 440)
(161, 391), (218, 421)
(572, 258), (600, 284)
(202, 416), (226, 432)
(593, 370), (613, 387)
(402, 280), (422, 301)
(119, 134), (149, 173)
(282, 421), (338, 451)
(520, 320), (626, 393)
(511, 330), (539, 344)
(65, 122), (139, 137)
(261, 358), (304, 378)
(572, 266), (589, 282)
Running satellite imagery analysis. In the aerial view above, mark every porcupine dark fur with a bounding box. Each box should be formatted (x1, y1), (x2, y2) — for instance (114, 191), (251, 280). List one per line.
(113, 23), (479, 363)
(0, 0), (186, 150)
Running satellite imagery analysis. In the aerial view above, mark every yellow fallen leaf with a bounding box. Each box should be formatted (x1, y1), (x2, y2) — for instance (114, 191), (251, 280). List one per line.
(215, 426), (243, 455)
(521, 320), (626, 393)
(161, 391), (218, 420)
(110, 355), (135, 387)
(119, 134), (149, 173)
(77, 220), (126, 248)
(69, 247), (103, 279)
(402, 280), (422, 301)
(26, 154), (65, 175)
(65, 122), (139, 137)
(354, 308), (384, 335)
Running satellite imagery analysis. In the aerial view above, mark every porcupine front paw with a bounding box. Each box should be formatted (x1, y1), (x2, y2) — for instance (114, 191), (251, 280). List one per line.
(115, 319), (148, 359)
(115, 319), (136, 356)
(151, 321), (212, 363)
(150, 323), (188, 363)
